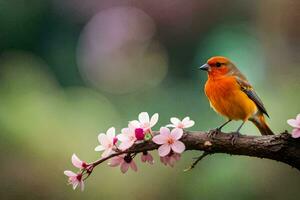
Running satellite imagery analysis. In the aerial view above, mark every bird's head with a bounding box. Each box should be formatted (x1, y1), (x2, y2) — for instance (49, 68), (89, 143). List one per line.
(199, 56), (237, 77)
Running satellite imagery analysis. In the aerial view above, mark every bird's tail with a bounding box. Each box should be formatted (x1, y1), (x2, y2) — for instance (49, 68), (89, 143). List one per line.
(249, 114), (274, 135)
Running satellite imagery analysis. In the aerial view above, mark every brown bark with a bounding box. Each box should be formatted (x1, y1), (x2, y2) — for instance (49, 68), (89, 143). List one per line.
(91, 131), (300, 171)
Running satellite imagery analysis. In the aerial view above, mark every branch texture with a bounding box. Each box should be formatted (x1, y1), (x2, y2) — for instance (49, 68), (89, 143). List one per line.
(91, 131), (300, 171)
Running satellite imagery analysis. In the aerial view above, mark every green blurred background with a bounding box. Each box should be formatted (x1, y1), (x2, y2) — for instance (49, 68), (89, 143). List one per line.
(0, 0), (299, 199)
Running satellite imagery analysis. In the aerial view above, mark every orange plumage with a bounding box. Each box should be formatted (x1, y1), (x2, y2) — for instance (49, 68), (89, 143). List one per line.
(199, 56), (273, 136)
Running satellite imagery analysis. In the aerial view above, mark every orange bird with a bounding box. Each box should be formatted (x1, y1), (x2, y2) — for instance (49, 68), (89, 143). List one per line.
(199, 56), (273, 141)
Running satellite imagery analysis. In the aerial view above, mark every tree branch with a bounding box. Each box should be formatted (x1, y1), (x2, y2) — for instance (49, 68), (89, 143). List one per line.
(90, 131), (300, 171)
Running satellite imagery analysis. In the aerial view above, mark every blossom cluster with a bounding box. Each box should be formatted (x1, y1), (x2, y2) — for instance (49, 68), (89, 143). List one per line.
(64, 112), (195, 191)
(287, 114), (300, 138)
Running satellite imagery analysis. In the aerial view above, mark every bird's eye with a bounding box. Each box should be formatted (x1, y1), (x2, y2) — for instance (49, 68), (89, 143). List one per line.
(216, 62), (221, 67)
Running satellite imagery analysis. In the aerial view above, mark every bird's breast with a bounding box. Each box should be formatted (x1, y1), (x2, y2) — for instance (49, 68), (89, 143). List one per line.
(204, 76), (257, 120)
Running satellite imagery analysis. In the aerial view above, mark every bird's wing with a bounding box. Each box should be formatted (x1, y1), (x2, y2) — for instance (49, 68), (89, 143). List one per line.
(236, 77), (269, 118)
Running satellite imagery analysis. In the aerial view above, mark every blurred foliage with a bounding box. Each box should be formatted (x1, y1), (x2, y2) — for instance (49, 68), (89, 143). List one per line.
(0, 0), (299, 199)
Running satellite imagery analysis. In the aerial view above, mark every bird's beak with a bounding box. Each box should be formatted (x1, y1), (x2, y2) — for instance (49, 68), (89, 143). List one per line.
(199, 63), (209, 71)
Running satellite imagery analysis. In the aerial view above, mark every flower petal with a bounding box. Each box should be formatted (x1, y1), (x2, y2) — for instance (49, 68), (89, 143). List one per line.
(94, 145), (105, 151)
(292, 129), (300, 138)
(72, 181), (79, 190)
(171, 141), (185, 153)
(150, 113), (159, 127)
(170, 128), (183, 140)
(184, 120), (195, 128)
(141, 154), (147, 162)
(287, 119), (300, 128)
(296, 114), (300, 121)
(160, 127), (170, 136)
(98, 133), (109, 147)
(130, 161), (138, 171)
(121, 162), (129, 173)
(170, 117), (180, 125)
(71, 154), (83, 169)
(166, 124), (176, 128)
(158, 144), (171, 157)
(147, 154), (154, 164)
(106, 127), (115, 141)
(102, 148), (113, 158)
(108, 156), (123, 167)
(80, 181), (85, 191)
(117, 133), (129, 142)
(119, 141), (134, 150)
(139, 112), (150, 123)
(182, 117), (190, 124)
(64, 170), (77, 177)
(129, 120), (141, 128)
(152, 135), (168, 144)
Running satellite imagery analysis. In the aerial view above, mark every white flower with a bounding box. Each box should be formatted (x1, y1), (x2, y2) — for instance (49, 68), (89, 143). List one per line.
(130, 112), (159, 131)
(166, 117), (195, 129)
(95, 127), (118, 158)
(117, 123), (137, 150)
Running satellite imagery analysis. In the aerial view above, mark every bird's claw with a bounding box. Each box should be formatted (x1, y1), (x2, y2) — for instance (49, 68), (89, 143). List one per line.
(230, 132), (241, 145)
(208, 128), (220, 138)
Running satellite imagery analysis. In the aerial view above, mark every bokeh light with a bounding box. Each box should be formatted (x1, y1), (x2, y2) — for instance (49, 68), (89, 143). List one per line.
(77, 7), (168, 94)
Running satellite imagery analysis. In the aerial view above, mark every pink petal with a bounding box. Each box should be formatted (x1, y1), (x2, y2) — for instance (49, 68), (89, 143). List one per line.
(64, 170), (76, 177)
(130, 161), (138, 171)
(158, 144), (171, 157)
(117, 133), (129, 142)
(147, 154), (154, 164)
(170, 128), (183, 140)
(121, 162), (129, 173)
(80, 181), (85, 191)
(287, 119), (300, 128)
(141, 154), (147, 162)
(170, 117), (180, 125)
(106, 127), (116, 141)
(139, 112), (150, 123)
(129, 120), (141, 128)
(94, 145), (105, 151)
(292, 129), (300, 138)
(184, 120), (195, 128)
(108, 156), (123, 167)
(72, 181), (79, 190)
(150, 113), (159, 127)
(71, 154), (83, 169)
(102, 148), (113, 158)
(182, 117), (190, 124)
(119, 140), (134, 150)
(296, 114), (300, 121)
(160, 156), (167, 165)
(152, 135), (168, 144)
(160, 127), (170, 136)
(166, 124), (176, 128)
(98, 133), (110, 147)
(171, 141), (185, 153)
(173, 153), (181, 161)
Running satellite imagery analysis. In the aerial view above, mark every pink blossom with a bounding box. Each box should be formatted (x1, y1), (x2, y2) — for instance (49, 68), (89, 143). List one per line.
(167, 117), (195, 129)
(64, 170), (85, 191)
(160, 152), (181, 167)
(117, 124), (137, 150)
(95, 127), (118, 157)
(71, 154), (89, 169)
(141, 151), (154, 164)
(130, 112), (159, 132)
(152, 127), (185, 157)
(287, 114), (300, 138)
(108, 154), (138, 173)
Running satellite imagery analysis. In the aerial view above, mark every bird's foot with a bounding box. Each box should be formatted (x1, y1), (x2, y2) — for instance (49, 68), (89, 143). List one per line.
(229, 132), (241, 145)
(208, 128), (220, 138)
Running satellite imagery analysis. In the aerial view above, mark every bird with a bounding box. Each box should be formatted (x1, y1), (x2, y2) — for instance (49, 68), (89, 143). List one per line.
(199, 56), (273, 143)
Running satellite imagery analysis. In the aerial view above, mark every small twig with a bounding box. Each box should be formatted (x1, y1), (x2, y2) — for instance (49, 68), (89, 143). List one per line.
(184, 151), (211, 172)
